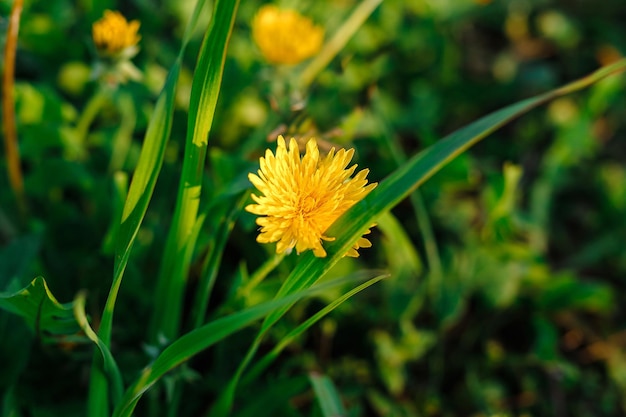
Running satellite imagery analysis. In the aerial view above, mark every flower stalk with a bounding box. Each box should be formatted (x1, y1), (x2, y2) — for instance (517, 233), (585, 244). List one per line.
(2, 0), (26, 217)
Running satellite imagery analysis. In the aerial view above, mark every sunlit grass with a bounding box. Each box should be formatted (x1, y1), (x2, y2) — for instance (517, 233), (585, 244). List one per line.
(1, 0), (626, 416)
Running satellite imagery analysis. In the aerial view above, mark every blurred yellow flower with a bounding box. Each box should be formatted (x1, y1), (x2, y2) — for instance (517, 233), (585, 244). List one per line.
(92, 10), (141, 57)
(246, 136), (376, 257)
(252, 5), (324, 65)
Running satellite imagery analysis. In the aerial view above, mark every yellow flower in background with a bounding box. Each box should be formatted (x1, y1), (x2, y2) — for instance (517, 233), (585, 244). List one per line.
(246, 136), (377, 257)
(92, 10), (141, 57)
(252, 5), (324, 65)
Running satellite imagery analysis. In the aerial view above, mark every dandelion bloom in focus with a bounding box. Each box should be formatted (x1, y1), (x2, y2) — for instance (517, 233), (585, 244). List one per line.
(252, 5), (324, 65)
(92, 10), (141, 57)
(246, 136), (377, 257)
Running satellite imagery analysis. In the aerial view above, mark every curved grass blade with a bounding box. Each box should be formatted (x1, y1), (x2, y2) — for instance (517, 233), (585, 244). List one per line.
(112, 275), (373, 417)
(243, 272), (387, 384)
(214, 59), (626, 413)
(74, 291), (123, 405)
(270, 58), (626, 326)
(150, 0), (240, 342)
(88, 59), (182, 417)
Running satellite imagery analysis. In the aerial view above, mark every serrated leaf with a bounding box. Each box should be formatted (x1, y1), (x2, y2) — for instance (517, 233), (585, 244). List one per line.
(0, 277), (79, 341)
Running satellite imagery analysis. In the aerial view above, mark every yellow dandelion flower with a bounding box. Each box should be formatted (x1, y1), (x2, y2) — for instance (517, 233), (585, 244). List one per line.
(251, 5), (324, 65)
(92, 10), (141, 57)
(246, 136), (377, 257)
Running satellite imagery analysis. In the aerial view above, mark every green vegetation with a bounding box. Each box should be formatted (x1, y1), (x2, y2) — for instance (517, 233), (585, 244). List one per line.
(1, 0), (625, 416)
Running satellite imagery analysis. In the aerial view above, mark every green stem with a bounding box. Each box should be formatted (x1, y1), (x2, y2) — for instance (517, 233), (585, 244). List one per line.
(71, 87), (110, 159)
(298, 0), (383, 89)
(108, 92), (136, 173)
(74, 292), (124, 405)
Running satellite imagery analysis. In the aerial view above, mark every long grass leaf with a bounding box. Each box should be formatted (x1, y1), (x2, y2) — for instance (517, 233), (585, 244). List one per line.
(243, 273), (387, 384)
(214, 59), (626, 413)
(74, 292), (123, 405)
(150, 0), (240, 342)
(88, 56), (182, 417)
(89, 0), (218, 413)
(268, 59), (626, 327)
(112, 275), (373, 417)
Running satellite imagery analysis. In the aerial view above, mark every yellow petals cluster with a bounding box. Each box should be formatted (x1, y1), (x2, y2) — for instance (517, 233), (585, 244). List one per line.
(92, 10), (141, 57)
(251, 5), (324, 65)
(246, 136), (377, 258)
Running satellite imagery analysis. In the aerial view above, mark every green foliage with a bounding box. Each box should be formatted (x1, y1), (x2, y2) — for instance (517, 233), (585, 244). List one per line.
(1, 0), (626, 416)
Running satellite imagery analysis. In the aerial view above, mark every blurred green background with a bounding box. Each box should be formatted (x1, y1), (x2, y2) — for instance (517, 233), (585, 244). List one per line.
(1, 0), (626, 415)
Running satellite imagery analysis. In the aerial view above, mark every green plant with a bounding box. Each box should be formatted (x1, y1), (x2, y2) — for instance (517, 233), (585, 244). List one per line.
(2, 0), (626, 416)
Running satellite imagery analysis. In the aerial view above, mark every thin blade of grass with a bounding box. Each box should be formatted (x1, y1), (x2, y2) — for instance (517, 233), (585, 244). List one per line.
(89, 0), (218, 413)
(112, 275), (374, 417)
(74, 291), (123, 405)
(88, 60), (182, 417)
(149, 0), (240, 342)
(243, 272), (387, 384)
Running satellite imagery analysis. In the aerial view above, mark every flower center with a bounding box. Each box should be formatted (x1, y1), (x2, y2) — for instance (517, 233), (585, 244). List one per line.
(300, 195), (316, 214)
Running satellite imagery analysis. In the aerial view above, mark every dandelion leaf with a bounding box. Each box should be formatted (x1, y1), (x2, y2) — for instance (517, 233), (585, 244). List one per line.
(0, 276), (79, 341)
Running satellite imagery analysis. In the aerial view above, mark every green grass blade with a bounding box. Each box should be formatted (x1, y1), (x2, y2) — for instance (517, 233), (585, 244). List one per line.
(89, 0), (220, 413)
(150, 0), (240, 342)
(191, 193), (247, 329)
(91, 3), (217, 414)
(215, 59), (626, 412)
(270, 58), (626, 324)
(73, 291), (123, 405)
(112, 275), (370, 417)
(88, 60), (182, 417)
(243, 272), (387, 384)
(309, 373), (348, 417)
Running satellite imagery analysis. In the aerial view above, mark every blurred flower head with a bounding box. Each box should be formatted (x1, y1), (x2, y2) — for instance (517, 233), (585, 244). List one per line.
(246, 136), (376, 257)
(91, 10), (142, 85)
(92, 10), (141, 58)
(252, 5), (324, 65)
